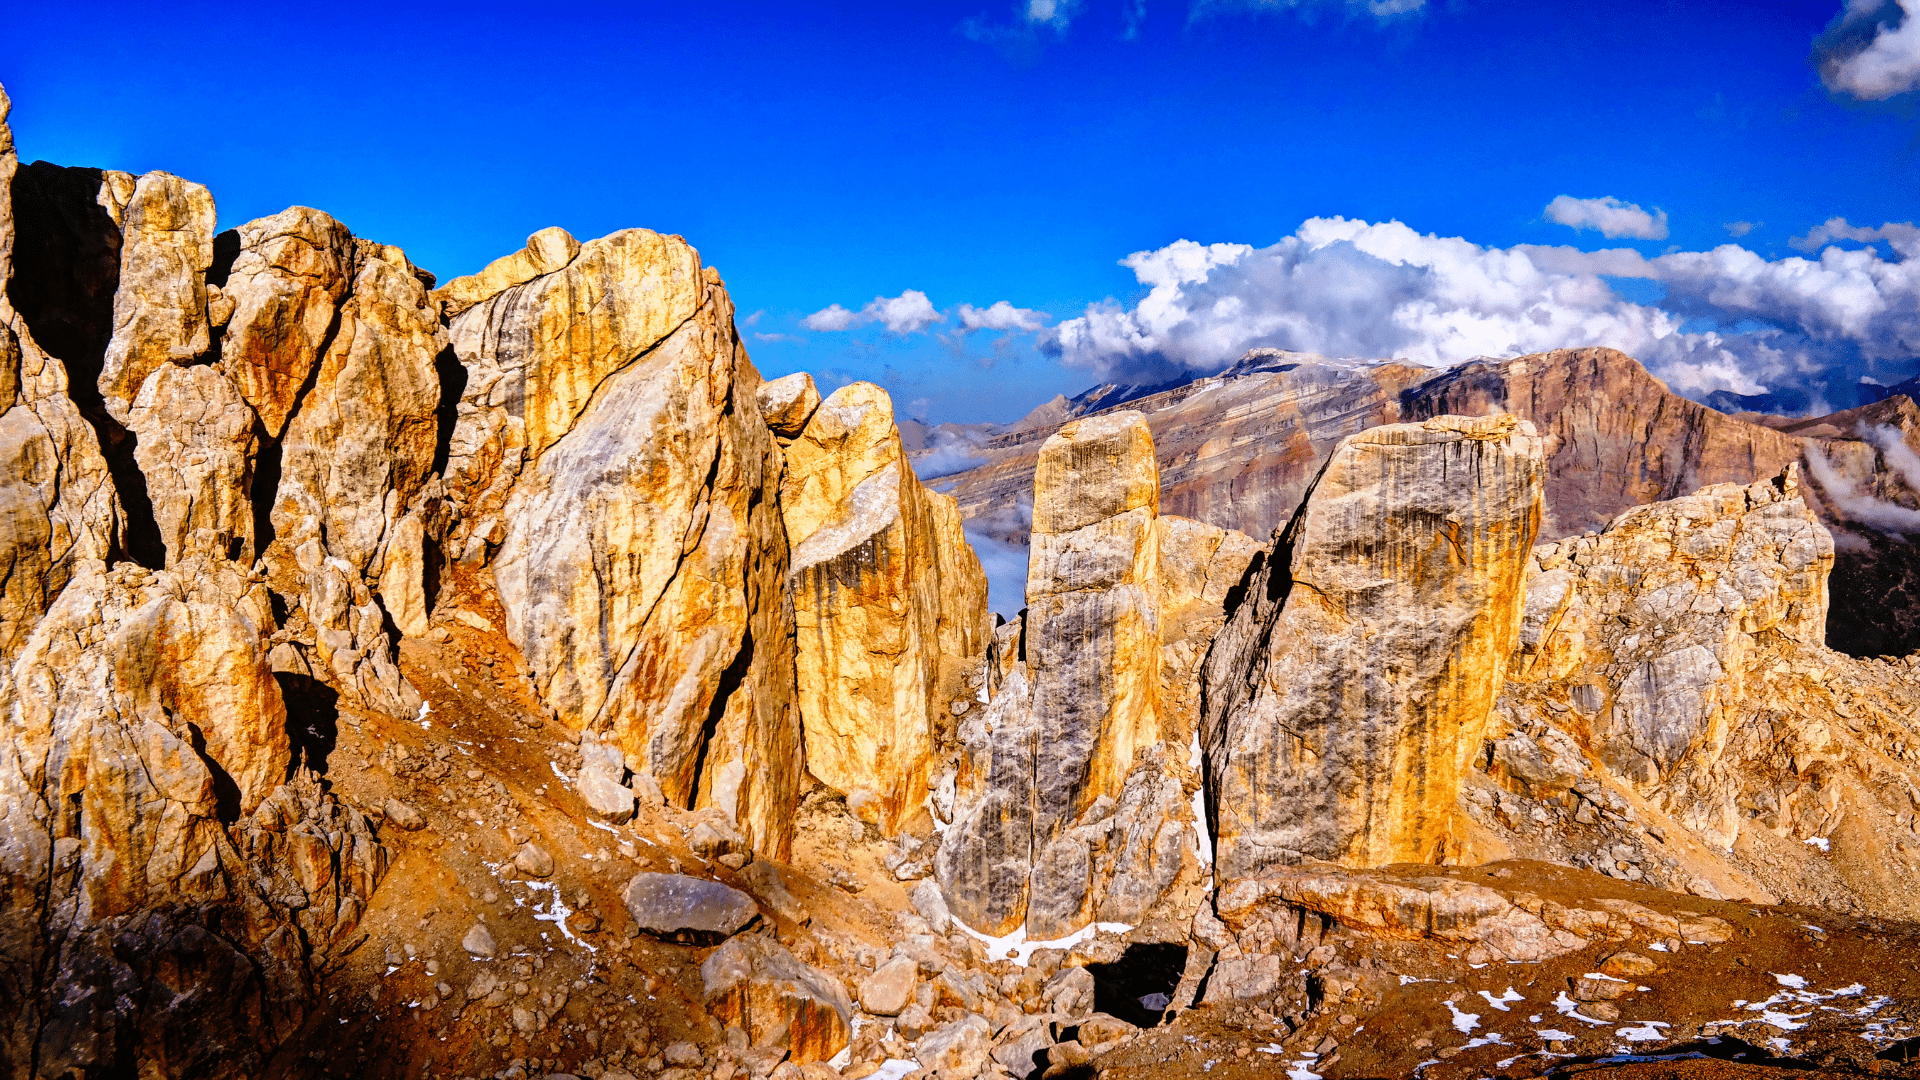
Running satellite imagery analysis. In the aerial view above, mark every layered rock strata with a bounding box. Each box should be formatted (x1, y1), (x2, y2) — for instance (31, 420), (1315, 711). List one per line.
(1202, 414), (1544, 880)
(779, 380), (989, 831)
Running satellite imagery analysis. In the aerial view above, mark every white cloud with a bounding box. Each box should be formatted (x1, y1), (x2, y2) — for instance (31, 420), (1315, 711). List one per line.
(1544, 195), (1670, 241)
(802, 303), (859, 331)
(958, 301), (1050, 332)
(802, 290), (946, 335)
(1191, 0), (1427, 23)
(1025, 0), (1082, 29)
(1044, 215), (1920, 415)
(870, 290), (943, 333)
(1725, 221), (1760, 238)
(1815, 0), (1920, 101)
(1791, 216), (1920, 259)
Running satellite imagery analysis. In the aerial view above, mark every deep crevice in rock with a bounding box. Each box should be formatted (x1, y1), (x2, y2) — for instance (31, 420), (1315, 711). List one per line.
(1084, 942), (1187, 1027)
(184, 721), (243, 825)
(275, 672), (339, 778)
(688, 631), (754, 811)
(430, 343), (466, 476)
(7, 162), (166, 569)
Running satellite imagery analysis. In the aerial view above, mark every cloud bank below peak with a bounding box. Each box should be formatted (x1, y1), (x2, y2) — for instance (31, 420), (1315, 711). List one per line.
(1043, 216), (1920, 416)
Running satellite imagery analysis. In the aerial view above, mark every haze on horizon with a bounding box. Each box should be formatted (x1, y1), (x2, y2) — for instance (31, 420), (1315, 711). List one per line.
(4, 0), (1916, 425)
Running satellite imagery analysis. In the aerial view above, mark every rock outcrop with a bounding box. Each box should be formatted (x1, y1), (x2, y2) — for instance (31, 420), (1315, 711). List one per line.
(780, 381), (989, 832)
(1203, 415), (1544, 880)
(940, 412), (1213, 940)
(1467, 465), (1920, 919)
(1404, 346), (1920, 657)
(438, 228), (803, 858)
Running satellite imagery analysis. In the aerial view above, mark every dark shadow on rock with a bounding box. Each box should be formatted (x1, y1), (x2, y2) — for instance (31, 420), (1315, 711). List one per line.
(8, 161), (166, 569)
(275, 673), (339, 778)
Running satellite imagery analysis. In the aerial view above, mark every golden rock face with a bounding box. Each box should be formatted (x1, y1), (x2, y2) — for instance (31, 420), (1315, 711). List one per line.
(781, 381), (989, 834)
(1204, 414), (1545, 879)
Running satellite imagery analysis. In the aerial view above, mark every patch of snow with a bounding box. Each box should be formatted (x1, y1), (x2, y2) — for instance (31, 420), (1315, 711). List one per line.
(326, 557), (353, 574)
(1445, 1000), (1481, 1033)
(1773, 973), (1808, 990)
(1286, 1065), (1322, 1080)
(1188, 733), (1202, 770)
(1528, 1014), (1543, 1023)
(1768, 1037), (1793, 1054)
(869, 1061), (920, 1080)
(1554, 991), (1610, 1025)
(1536, 1029), (1577, 1041)
(1616, 1021), (1670, 1042)
(1804, 836), (1830, 852)
(1648, 942), (1669, 952)
(586, 818), (619, 835)
(1584, 972), (1629, 983)
(1478, 988), (1522, 1012)
(1465, 1032), (1506, 1049)
(1759, 1010), (1810, 1031)
(829, 1047), (852, 1070)
(1255, 1043), (1286, 1055)
(1190, 786), (1212, 864)
(418, 700), (432, 729)
(1202, 1060), (1218, 1072)
(524, 881), (595, 954)
(948, 916), (1133, 967)
(549, 761), (572, 787)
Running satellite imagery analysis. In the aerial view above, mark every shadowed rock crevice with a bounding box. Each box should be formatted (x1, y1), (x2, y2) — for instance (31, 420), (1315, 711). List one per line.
(275, 672), (339, 778)
(1086, 942), (1187, 1027)
(7, 162), (166, 569)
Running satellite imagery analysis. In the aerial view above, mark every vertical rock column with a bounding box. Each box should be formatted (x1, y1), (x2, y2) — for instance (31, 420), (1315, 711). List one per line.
(1024, 411), (1165, 936)
(938, 410), (1170, 939)
(779, 380), (989, 833)
(1203, 414), (1543, 883)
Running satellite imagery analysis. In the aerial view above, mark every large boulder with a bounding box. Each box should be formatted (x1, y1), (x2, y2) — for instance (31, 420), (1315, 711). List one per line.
(780, 381), (989, 831)
(622, 872), (759, 942)
(1203, 414), (1544, 880)
(699, 935), (851, 1064)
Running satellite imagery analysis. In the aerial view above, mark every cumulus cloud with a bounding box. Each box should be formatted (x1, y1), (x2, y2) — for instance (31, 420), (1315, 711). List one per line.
(1044, 215), (1920, 416)
(801, 304), (859, 332)
(958, 301), (1050, 332)
(1544, 195), (1670, 241)
(1815, 0), (1920, 101)
(1725, 221), (1760, 238)
(1791, 216), (1920, 259)
(803, 290), (946, 335)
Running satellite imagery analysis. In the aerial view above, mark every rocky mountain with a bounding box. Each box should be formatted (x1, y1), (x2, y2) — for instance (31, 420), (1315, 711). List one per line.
(937, 344), (1920, 658)
(4, 77), (1920, 1080)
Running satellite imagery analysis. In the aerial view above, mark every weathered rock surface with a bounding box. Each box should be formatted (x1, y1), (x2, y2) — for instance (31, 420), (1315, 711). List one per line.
(445, 230), (802, 857)
(781, 381), (989, 831)
(700, 934), (851, 1064)
(1204, 414), (1544, 880)
(622, 872), (759, 940)
(1403, 347), (1920, 657)
(1471, 465), (1920, 919)
(940, 412), (1210, 940)
(934, 353), (1431, 547)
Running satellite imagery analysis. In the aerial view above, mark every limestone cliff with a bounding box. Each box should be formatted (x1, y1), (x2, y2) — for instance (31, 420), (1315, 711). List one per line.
(940, 412), (1221, 941)
(779, 380), (989, 833)
(1202, 415), (1544, 880)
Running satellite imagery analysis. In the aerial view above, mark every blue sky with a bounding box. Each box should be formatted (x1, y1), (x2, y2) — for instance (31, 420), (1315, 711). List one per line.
(5, 0), (1917, 422)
